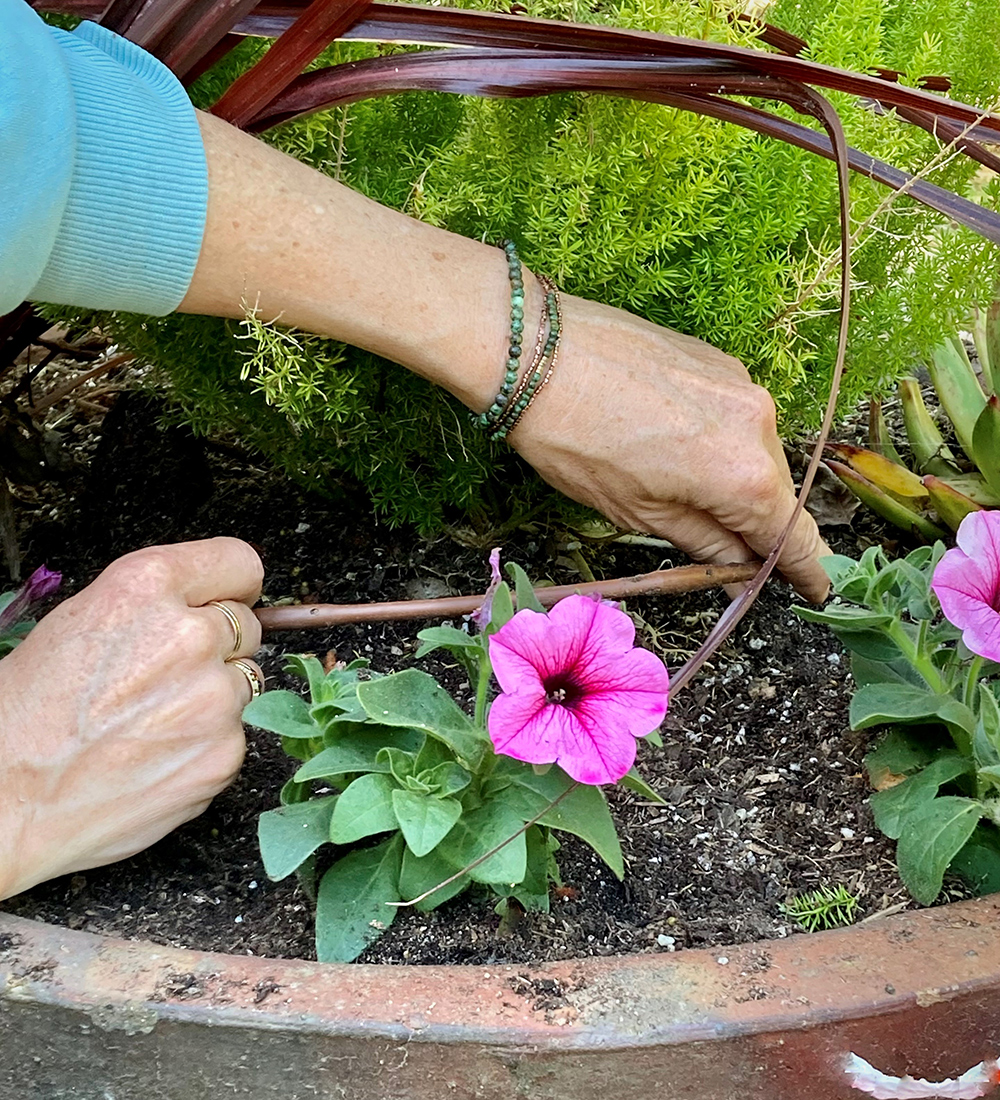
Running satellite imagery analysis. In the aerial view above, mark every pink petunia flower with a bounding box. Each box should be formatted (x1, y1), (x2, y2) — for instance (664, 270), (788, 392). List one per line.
(932, 510), (1000, 661)
(487, 593), (669, 785)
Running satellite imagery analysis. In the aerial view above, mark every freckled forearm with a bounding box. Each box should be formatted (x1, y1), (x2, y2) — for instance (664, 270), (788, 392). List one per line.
(180, 112), (539, 411)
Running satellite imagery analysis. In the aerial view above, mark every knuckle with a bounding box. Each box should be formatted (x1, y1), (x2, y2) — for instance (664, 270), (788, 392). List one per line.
(215, 537), (264, 588)
(743, 386), (777, 431)
(105, 546), (177, 596)
(740, 467), (780, 512)
(204, 736), (246, 790)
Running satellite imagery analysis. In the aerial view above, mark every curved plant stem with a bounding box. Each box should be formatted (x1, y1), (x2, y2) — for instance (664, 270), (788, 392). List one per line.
(965, 656), (985, 709)
(255, 560), (758, 632)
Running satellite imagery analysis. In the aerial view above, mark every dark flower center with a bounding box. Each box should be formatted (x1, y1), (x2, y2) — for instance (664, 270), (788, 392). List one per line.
(991, 581), (1000, 614)
(544, 672), (584, 707)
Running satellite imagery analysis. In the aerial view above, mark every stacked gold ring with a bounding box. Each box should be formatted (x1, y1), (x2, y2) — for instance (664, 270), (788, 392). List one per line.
(229, 658), (264, 700)
(207, 600), (264, 701)
(207, 600), (243, 660)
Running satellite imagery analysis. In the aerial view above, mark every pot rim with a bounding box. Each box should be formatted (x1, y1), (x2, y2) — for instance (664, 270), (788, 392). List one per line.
(3, 894), (999, 1049)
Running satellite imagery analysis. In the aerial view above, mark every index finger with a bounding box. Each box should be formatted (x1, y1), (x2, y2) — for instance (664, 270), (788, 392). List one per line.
(163, 537), (264, 607)
(736, 476), (831, 603)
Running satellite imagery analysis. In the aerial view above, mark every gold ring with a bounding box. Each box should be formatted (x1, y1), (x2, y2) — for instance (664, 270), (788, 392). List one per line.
(208, 600), (242, 660)
(229, 658), (264, 702)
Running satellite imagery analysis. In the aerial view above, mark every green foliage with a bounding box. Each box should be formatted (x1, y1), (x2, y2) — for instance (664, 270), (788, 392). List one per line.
(796, 545), (1000, 905)
(50, 0), (1000, 529)
(781, 884), (860, 932)
(246, 575), (630, 961)
(0, 590), (35, 657)
(826, 294), (1000, 536)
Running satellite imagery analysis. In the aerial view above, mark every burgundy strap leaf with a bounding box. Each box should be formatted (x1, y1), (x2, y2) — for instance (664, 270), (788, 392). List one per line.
(210, 0), (373, 127)
(245, 47), (1000, 244)
(202, 4), (1000, 139)
(97, 0), (259, 76)
(157, 0), (269, 78)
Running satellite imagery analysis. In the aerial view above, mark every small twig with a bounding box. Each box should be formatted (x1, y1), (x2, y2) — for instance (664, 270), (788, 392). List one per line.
(0, 478), (19, 581)
(255, 560), (759, 632)
(387, 781), (581, 908)
(29, 353), (132, 414)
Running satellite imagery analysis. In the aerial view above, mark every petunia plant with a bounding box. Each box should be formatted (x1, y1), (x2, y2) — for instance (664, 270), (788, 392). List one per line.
(0, 565), (62, 658)
(244, 559), (668, 962)
(794, 511), (1000, 906)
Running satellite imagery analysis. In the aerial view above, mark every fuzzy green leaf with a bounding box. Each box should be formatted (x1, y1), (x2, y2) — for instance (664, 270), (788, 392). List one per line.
(974, 683), (1000, 769)
(258, 797), (336, 880)
(294, 734), (396, 781)
(414, 625), (482, 660)
(870, 753), (973, 840)
(950, 825), (1000, 895)
(420, 760), (471, 797)
(315, 835), (403, 962)
(392, 789), (463, 857)
(850, 684), (975, 737)
(499, 763), (624, 879)
(506, 562), (546, 613)
(864, 727), (938, 782)
(244, 690), (319, 739)
(620, 767), (665, 803)
(329, 773), (399, 844)
(357, 669), (485, 769)
(488, 582), (515, 631)
(895, 797), (984, 905)
(437, 800), (527, 884)
(399, 846), (469, 910)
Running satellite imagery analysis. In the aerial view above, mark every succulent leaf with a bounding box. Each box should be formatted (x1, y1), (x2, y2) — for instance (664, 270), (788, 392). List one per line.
(971, 394), (1000, 500)
(868, 399), (906, 467)
(922, 475), (982, 531)
(984, 298), (1000, 399)
(827, 442), (928, 500)
(898, 377), (961, 478)
(927, 337), (987, 463)
(825, 459), (949, 542)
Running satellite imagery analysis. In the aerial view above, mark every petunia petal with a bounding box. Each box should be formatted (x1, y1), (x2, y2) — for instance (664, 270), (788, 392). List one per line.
(955, 510), (1000, 584)
(570, 636), (671, 703)
(488, 689), (563, 765)
(932, 538), (1000, 661)
(932, 546), (994, 609)
(546, 700), (639, 784)
(487, 592), (670, 785)
(489, 596), (614, 691)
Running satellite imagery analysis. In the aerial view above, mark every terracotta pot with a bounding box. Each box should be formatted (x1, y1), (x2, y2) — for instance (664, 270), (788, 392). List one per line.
(2, 897), (999, 1099)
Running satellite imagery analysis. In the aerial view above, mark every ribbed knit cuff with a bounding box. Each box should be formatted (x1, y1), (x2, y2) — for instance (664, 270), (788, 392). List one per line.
(30, 23), (208, 316)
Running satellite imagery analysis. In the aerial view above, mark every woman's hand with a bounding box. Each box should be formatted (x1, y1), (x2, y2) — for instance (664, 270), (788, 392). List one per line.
(181, 114), (828, 601)
(512, 294), (831, 602)
(0, 537), (263, 900)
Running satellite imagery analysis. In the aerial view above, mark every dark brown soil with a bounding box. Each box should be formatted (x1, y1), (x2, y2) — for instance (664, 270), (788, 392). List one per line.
(0, 371), (947, 965)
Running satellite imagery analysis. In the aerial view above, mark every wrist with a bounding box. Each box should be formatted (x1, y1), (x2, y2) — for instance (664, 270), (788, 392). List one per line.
(181, 115), (547, 413)
(416, 248), (547, 414)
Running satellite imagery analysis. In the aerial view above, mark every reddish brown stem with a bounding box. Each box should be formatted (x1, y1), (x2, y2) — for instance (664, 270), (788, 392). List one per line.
(254, 561), (759, 632)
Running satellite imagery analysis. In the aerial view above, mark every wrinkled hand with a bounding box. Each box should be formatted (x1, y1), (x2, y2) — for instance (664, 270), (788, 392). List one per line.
(0, 538), (263, 899)
(512, 293), (830, 602)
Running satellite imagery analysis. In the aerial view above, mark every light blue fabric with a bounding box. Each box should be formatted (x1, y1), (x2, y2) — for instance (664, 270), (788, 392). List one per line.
(0, 0), (208, 316)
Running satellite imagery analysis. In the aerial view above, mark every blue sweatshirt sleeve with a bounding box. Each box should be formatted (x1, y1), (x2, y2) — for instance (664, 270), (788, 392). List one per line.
(0, 0), (208, 316)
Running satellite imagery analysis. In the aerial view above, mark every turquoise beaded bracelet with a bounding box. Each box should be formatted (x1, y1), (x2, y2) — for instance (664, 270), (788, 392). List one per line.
(474, 242), (562, 441)
(473, 240), (526, 430)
